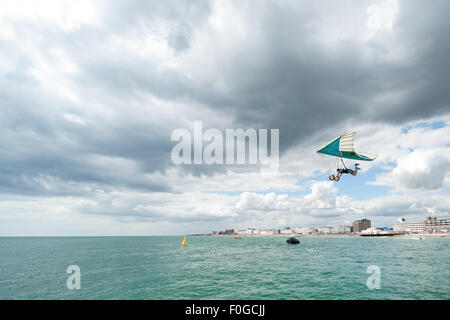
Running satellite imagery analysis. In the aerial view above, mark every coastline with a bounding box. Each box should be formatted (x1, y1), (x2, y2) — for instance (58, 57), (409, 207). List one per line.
(210, 233), (450, 238)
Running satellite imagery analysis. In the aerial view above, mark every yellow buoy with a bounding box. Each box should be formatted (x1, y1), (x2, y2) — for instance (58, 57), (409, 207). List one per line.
(181, 236), (187, 246)
(212, 250), (216, 254)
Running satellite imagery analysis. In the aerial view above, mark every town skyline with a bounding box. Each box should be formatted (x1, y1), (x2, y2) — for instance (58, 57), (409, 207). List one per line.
(211, 215), (449, 236)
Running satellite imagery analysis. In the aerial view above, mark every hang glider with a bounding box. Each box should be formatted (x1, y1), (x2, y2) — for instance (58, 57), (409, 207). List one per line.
(317, 132), (376, 181)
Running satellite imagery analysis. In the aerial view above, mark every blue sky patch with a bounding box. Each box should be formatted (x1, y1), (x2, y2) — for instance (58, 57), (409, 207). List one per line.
(401, 120), (447, 134)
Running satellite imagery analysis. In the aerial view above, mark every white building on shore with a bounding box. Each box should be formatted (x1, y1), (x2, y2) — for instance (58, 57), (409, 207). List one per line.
(280, 227), (293, 235)
(394, 217), (449, 234)
(317, 227), (332, 234)
(424, 217), (449, 233)
(237, 228), (280, 236)
(331, 225), (352, 234)
(237, 228), (258, 235)
(393, 218), (425, 233)
(294, 227), (316, 234)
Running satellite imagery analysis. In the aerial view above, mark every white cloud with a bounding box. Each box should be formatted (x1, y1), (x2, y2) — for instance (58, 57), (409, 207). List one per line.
(363, 117), (450, 190)
(303, 181), (338, 209)
(371, 148), (450, 190)
(0, 0), (100, 32)
(236, 192), (289, 211)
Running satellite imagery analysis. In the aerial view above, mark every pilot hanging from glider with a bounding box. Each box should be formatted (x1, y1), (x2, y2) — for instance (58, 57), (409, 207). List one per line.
(316, 132), (376, 181)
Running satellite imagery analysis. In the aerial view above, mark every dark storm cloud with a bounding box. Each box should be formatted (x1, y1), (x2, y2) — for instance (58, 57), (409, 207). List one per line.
(383, 0), (450, 121)
(0, 0), (449, 198)
(0, 123), (173, 195)
(74, 0), (450, 152)
(100, 0), (211, 54)
(185, 0), (450, 151)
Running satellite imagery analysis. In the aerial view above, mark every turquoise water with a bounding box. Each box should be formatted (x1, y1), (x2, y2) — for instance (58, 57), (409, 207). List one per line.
(0, 236), (448, 300)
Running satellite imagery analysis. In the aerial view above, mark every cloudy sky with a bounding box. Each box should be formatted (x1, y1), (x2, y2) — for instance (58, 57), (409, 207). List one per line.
(0, 0), (449, 236)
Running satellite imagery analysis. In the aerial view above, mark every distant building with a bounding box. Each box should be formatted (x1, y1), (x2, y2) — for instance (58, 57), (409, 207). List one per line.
(353, 219), (371, 233)
(317, 227), (332, 234)
(331, 225), (352, 234)
(260, 230), (274, 236)
(280, 227), (293, 235)
(424, 217), (449, 233)
(217, 229), (235, 235)
(360, 227), (378, 235)
(360, 227), (395, 236)
(295, 227), (316, 234)
(393, 219), (424, 233)
(393, 217), (449, 234)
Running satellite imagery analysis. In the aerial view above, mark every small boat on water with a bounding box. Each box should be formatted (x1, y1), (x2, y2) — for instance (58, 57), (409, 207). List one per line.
(286, 237), (300, 244)
(234, 236), (242, 239)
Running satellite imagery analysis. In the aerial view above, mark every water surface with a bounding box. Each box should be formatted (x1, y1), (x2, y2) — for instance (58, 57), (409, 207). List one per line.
(0, 236), (448, 299)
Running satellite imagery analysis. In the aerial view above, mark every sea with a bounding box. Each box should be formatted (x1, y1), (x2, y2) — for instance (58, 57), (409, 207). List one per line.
(0, 236), (448, 300)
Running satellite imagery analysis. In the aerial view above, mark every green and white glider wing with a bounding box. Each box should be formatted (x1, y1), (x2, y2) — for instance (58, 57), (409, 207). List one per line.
(316, 132), (376, 161)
